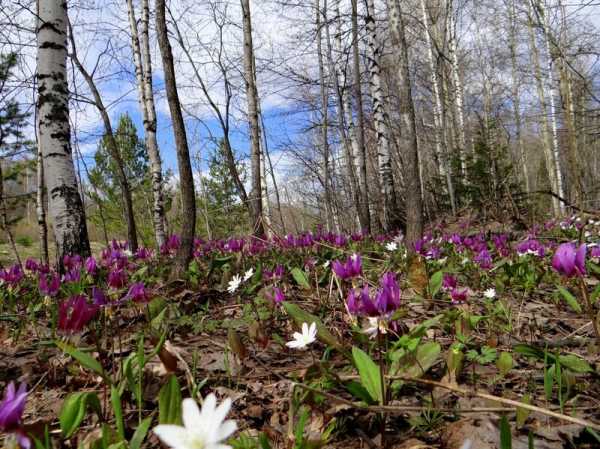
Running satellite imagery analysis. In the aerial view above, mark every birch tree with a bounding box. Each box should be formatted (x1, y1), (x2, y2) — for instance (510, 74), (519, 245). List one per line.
(126, 0), (167, 248)
(37, 0), (90, 267)
(364, 0), (400, 232)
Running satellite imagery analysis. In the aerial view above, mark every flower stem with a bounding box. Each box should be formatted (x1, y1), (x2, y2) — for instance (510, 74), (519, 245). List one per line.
(578, 277), (600, 345)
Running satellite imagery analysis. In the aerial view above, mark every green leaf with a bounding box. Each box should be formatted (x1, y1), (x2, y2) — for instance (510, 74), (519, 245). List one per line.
(500, 415), (512, 449)
(558, 354), (593, 373)
(111, 386), (125, 441)
(557, 286), (582, 313)
(282, 302), (343, 351)
(352, 346), (383, 404)
(516, 394), (531, 428)
(291, 267), (310, 289)
(390, 342), (441, 380)
(544, 364), (555, 401)
(55, 340), (105, 379)
(497, 352), (513, 376)
(429, 271), (444, 297)
(129, 417), (152, 449)
(159, 375), (182, 425)
(345, 381), (374, 404)
(59, 392), (102, 438)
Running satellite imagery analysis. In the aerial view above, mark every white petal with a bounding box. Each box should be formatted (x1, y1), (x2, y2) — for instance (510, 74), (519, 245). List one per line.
(196, 394), (217, 436)
(286, 340), (302, 348)
(292, 332), (303, 340)
(153, 425), (189, 449)
(215, 419), (237, 441)
(212, 398), (232, 430)
(308, 323), (317, 338)
(301, 322), (309, 334)
(182, 398), (202, 431)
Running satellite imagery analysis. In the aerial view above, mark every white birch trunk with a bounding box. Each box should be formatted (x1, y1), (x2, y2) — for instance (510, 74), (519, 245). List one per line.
(365, 0), (399, 231)
(126, 0), (167, 247)
(37, 0), (90, 265)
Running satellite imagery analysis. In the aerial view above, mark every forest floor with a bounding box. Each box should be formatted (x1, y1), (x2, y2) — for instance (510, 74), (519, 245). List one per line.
(1, 217), (600, 449)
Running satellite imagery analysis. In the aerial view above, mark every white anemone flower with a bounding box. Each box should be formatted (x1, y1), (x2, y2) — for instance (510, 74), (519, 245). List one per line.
(483, 288), (496, 299)
(363, 317), (387, 338)
(243, 268), (254, 282)
(153, 394), (237, 449)
(227, 274), (242, 294)
(286, 322), (317, 350)
(385, 242), (398, 251)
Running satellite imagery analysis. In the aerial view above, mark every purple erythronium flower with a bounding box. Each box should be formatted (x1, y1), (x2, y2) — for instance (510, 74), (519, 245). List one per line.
(24, 259), (39, 272)
(0, 382), (29, 449)
(332, 254), (362, 280)
(264, 264), (285, 281)
(62, 268), (81, 284)
(516, 239), (545, 257)
(450, 287), (469, 304)
(266, 287), (285, 305)
(590, 245), (600, 260)
(58, 295), (99, 334)
(126, 282), (151, 303)
(39, 273), (60, 297)
(346, 273), (401, 317)
(442, 274), (457, 291)
(0, 264), (23, 286)
(135, 247), (153, 261)
(474, 249), (493, 270)
(160, 234), (181, 255)
(108, 269), (128, 289)
(552, 243), (587, 278)
(63, 254), (82, 271)
(91, 287), (108, 306)
(84, 256), (97, 275)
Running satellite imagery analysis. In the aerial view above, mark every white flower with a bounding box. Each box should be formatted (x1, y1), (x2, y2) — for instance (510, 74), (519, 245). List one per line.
(286, 322), (317, 350)
(243, 268), (254, 282)
(385, 242), (398, 251)
(227, 274), (242, 294)
(322, 260), (330, 268)
(483, 288), (496, 299)
(153, 394), (237, 449)
(461, 257), (470, 265)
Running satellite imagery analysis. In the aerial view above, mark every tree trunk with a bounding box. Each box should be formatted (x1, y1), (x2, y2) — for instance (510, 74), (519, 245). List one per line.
(37, 0), (90, 269)
(364, 0), (400, 232)
(526, 1), (561, 215)
(421, 0), (456, 215)
(386, 0), (423, 246)
(446, 0), (467, 178)
(68, 25), (138, 251)
(126, 0), (167, 248)
(0, 161), (22, 267)
(35, 107), (49, 266)
(350, 0), (371, 233)
(316, 0), (335, 232)
(240, 0), (264, 236)
(508, 0), (529, 193)
(155, 0), (196, 275)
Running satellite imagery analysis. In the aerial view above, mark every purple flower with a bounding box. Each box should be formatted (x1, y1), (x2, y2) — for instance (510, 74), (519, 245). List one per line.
(0, 264), (23, 286)
(346, 273), (401, 317)
(552, 243), (586, 278)
(590, 246), (600, 259)
(0, 382), (27, 431)
(39, 273), (60, 297)
(58, 295), (99, 334)
(332, 254), (362, 280)
(266, 287), (285, 304)
(135, 247), (153, 261)
(63, 254), (82, 271)
(107, 269), (128, 289)
(126, 282), (150, 303)
(474, 249), (493, 270)
(442, 274), (457, 291)
(85, 256), (97, 275)
(24, 258), (39, 272)
(62, 268), (81, 283)
(92, 287), (108, 306)
(450, 288), (469, 304)
(161, 234), (181, 255)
